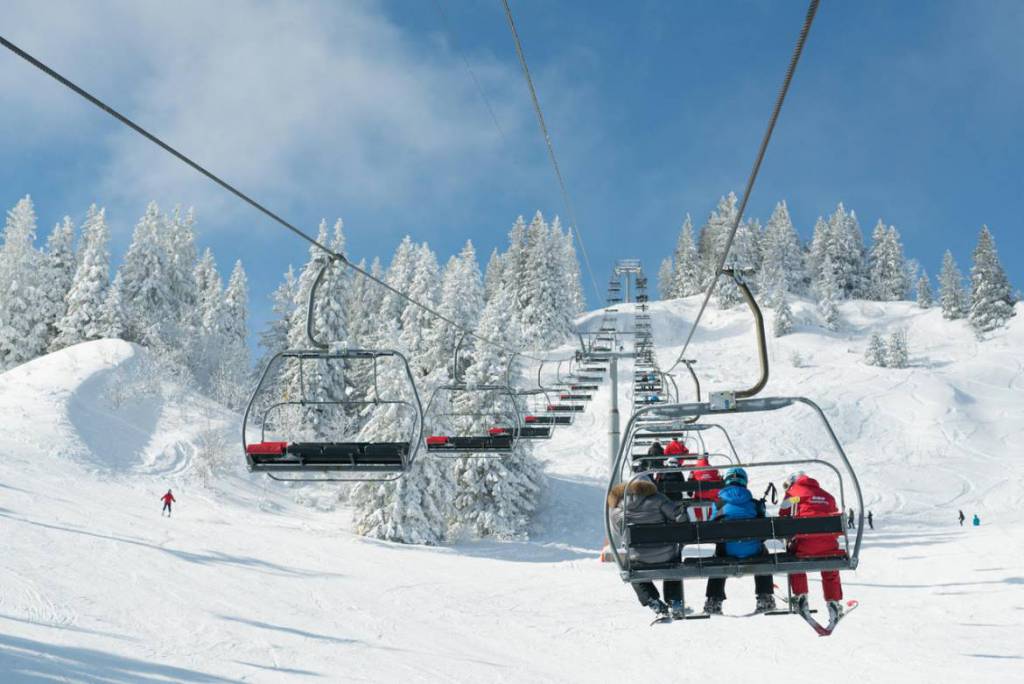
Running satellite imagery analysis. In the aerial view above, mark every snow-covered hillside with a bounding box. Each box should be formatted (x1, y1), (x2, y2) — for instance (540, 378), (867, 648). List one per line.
(1, 302), (1022, 682)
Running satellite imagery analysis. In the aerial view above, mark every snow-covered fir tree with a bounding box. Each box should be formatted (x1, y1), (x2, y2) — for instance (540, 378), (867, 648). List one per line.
(968, 226), (1015, 335)
(671, 214), (701, 298)
(350, 318), (454, 545)
(868, 221), (908, 301)
(41, 216), (76, 348)
(449, 286), (545, 540)
(383, 236), (417, 325)
(0, 196), (48, 369)
(916, 271), (933, 309)
(399, 242), (442, 373)
(864, 333), (886, 367)
(210, 260), (250, 409)
(772, 296), (794, 337)
(100, 272), (126, 339)
(759, 201), (804, 305)
(431, 241), (484, 377)
(562, 227), (586, 315)
(255, 265), (297, 401)
(53, 205), (110, 349)
(116, 202), (176, 351)
(657, 257), (673, 299)
(938, 250), (968, 320)
(483, 248), (504, 304)
(520, 213), (570, 349)
(189, 248), (224, 391)
(886, 330), (909, 368)
(816, 254), (842, 331)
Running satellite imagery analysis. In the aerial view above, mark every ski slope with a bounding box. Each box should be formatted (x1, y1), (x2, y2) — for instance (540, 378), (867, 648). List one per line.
(1, 301), (1023, 682)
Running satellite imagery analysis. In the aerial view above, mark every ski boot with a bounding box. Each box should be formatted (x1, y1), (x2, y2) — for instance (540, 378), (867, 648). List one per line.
(827, 599), (845, 627)
(702, 597), (723, 615)
(755, 594), (777, 614)
(789, 593), (810, 614)
(647, 599), (669, 618)
(669, 600), (687, 620)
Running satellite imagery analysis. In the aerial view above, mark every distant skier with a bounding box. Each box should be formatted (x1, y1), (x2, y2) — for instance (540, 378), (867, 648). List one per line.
(867, 511), (874, 530)
(958, 510), (966, 526)
(161, 489), (176, 517)
(972, 514), (980, 527)
(847, 508), (855, 529)
(780, 471), (846, 626)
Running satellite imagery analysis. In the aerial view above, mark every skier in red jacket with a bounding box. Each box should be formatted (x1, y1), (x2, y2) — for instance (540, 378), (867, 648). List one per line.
(689, 455), (722, 501)
(780, 472), (844, 622)
(161, 489), (176, 517)
(663, 438), (689, 457)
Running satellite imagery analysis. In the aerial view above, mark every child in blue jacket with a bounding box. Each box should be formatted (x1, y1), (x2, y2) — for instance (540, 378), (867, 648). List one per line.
(702, 467), (776, 614)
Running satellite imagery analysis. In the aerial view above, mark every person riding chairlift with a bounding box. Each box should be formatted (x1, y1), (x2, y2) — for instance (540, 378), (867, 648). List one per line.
(780, 471), (846, 625)
(663, 438), (688, 457)
(689, 454), (722, 502)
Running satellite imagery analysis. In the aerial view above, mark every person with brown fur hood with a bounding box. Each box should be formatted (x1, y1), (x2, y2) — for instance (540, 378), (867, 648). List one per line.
(608, 475), (689, 619)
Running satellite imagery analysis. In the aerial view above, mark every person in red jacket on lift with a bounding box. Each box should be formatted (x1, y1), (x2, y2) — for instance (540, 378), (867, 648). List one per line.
(161, 489), (176, 517)
(689, 455), (722, 502)
(780, 471), (845, 624)
(663, 437), (688, 457)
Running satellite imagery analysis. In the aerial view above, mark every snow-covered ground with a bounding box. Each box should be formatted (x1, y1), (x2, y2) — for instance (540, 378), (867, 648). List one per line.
(2, 300), (1023, 682)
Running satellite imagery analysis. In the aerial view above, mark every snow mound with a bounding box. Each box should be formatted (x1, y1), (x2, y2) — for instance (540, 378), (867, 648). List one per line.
(0, 339), (237, 477)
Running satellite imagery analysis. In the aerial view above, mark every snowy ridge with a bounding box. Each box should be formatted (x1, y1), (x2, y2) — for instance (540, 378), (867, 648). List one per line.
(1, 305), (1022, 681)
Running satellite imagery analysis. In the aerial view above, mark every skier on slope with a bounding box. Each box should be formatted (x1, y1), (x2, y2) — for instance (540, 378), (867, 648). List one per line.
(972, 514), (981, 527)
(161, 489), (176, 517)
(958, 510), (966, 526)
(608, 475), (689, 620)
(867, 511), (874, 530)
(780, 472), (846, 625)
(847, 508), (855, 529)
(702, 467), (776, 615)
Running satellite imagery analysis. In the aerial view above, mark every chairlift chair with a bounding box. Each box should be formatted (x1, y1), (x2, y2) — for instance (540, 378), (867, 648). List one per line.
(243, 259), (423, 481)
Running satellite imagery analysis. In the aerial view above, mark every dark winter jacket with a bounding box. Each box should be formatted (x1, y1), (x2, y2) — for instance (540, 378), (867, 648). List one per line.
(780, 475), (842, 558)
(609, 478), (687, 565)
(714, 484), (766, 558)
(646, 442), (664, 457)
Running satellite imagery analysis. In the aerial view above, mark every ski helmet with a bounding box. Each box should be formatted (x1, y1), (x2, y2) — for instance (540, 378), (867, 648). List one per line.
(723, 467), (748, 487)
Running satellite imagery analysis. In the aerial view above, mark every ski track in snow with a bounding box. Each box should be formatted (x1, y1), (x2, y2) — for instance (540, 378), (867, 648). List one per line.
(1, 302), (1023, 681)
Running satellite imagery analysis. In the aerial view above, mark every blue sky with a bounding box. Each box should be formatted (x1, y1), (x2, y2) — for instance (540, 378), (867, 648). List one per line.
(1, 0), (1020, 350)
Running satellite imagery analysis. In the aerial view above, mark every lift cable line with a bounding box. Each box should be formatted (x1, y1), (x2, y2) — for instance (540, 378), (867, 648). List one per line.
(431, 0), (507, 144)
(0, 33), (571, 365)
(500, 0), (603, 305)
(667, 0), (820, 375)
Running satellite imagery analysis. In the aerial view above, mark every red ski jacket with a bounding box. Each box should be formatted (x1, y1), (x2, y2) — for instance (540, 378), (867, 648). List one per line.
(161, 493), (176, 505)
(780, 475), (842, 557)
(664, 440), (689, 456)
(688, 456), (721, 501)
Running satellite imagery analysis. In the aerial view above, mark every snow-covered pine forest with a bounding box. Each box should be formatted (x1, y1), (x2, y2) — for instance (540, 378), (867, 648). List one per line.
(0, 197), (585, 543)
(658, 193), (1017, 337)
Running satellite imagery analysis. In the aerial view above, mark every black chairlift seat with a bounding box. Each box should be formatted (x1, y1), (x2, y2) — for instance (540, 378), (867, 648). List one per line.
(625, 516), (850, 580)
(583, 366), (607, 373)
(426, 434), (515, 452)
(574, 375), (603, 383)
(559, 393), (593, 401)
(547, 404), (586, 412)
(246, 441), (408, 472)
(489, 425), (552, 439)
(570, 384), (599, 391)
(526, 414), (573, 425)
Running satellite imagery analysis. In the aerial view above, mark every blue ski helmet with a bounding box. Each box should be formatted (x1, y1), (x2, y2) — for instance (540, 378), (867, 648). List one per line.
(723, 467), (748, 487)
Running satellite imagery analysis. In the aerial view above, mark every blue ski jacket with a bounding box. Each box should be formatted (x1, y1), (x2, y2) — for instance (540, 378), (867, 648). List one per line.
(716, 484), (766, 558)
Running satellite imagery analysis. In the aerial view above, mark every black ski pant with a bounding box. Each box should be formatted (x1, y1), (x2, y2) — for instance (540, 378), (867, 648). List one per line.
(632, 580), (682, 606)
(704, 543), (773, 600)
(162, 503), (172, 516)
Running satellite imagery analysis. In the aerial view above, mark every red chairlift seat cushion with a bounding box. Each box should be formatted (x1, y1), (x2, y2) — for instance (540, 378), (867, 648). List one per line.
(489, 427), (511, 436)
(426, 436), (450, 446)
(246, 441), (288, 455)
(525, 415), (538, 423)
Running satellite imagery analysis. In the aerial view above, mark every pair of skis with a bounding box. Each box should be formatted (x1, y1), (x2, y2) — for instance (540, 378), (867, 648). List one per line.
(650, 599), (859, 636)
